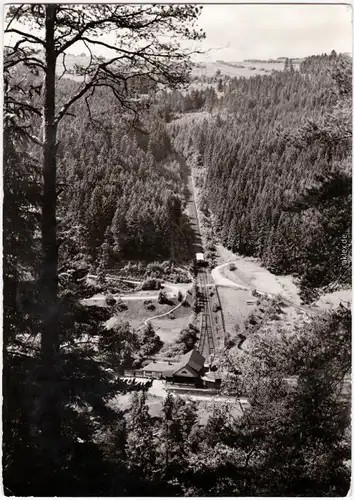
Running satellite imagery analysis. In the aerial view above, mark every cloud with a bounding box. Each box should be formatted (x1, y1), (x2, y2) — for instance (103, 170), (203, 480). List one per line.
(195, 4), (352, 61)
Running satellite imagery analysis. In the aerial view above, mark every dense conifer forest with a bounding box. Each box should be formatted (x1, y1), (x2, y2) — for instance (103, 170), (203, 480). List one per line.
(57, 88), (194, 268)
(169, 52), (351, 301)
(18, 52), (350, 300)
(3, 4), (351, 497)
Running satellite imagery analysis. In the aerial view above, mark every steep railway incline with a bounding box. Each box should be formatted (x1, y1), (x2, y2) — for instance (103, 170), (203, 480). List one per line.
(176, 151), (219, 359)
(197, 268), (216, 358)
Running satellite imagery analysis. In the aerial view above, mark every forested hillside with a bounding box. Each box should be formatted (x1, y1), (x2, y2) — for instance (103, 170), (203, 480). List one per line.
(3, 2), (351, 494)
(169, 53), (351, 301)
(57, 87), (193, 269)
(11, 78), (195, 275)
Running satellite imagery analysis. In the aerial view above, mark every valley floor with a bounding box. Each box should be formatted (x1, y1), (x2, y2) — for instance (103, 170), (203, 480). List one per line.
(216, 243), (351, 310)
(213, 243), (351, 341)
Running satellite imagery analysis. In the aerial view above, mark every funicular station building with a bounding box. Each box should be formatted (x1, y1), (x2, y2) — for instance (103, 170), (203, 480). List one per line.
(141, 349), (221, 389)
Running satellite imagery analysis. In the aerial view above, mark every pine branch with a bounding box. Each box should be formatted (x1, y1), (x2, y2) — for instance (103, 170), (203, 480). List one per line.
(5, 28), (44, 46)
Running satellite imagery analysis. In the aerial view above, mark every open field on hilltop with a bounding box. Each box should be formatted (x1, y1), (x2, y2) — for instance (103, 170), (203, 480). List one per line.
(170, 110), (213, 127)
(57, 55), (302, 83)
(191, 60), (301, 79)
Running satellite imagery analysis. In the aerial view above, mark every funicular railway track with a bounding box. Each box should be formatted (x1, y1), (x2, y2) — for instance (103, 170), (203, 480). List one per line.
(197, 268), (216, 358)
(179, 150), (217, 359)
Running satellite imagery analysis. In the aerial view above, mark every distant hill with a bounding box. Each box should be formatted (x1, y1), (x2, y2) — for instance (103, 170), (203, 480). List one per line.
(191, 59), (302, 79)
(57, 52), (91, 78)
(58, 52), (350, 84)
(57, 55), (286, 82)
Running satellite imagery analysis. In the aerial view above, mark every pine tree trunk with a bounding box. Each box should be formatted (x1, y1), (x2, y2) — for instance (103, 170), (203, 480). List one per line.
(41, 4), (58, 367)
(37, 5), (62, 485)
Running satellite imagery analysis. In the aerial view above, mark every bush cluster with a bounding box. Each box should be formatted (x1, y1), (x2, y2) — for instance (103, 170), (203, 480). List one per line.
(140, 278), (162, 291)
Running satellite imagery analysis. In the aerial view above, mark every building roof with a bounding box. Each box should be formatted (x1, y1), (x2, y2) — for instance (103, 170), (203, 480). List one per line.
(178, 349), (205, 374)
(201, 371), (222, 383)
(141, 349), (205, 378)
(196, 252), (204, 261)
(173, 365), (199, 378)
(142, 361), (179, 376)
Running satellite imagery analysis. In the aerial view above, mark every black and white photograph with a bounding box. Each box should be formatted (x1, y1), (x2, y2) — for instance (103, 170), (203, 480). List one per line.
(3, 2), (352, 496)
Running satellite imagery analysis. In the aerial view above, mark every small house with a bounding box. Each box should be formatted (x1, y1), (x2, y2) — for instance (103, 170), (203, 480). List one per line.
(141, 349), (205, 384)
(201, 370), (222, 389)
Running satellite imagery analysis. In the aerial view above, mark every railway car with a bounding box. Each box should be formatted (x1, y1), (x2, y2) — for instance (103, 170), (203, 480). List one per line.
(195, 252), (206, 267)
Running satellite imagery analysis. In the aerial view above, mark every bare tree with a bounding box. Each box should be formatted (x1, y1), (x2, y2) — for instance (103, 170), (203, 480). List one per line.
(4, 2), (204, 464)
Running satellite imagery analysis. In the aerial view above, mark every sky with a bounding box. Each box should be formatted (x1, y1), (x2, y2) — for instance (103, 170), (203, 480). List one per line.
(192, 4), (352, 61)
(4, 3), (352, 62)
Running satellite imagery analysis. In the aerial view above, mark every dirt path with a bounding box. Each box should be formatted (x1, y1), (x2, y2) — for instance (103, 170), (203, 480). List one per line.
(82, 281), (191, 305)
(143, 291), (188, 325)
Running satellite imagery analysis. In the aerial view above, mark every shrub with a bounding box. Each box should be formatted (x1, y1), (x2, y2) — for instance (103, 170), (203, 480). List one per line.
(206, 242), (216, 252)
(212, 303), (221, 312)
(138, 323), (163, 358)
(132, 357), (143, 369)
(161, 260), (171, 271)
(229, 263), (237, 271)
(158, 290), (168, 304)
(226, 338), (237, 349)
(168, 312), (176, 320)
(143, 299), (156, 311)
(146, 262), (164, 275)
(177, 290), (183, 302)
(193, 303), (201, 314)
(248, 313), (258, 325)
(204, 250), (212, 261)
(181, 299), (190, 307)
(177, 324), (199, 352)
(275, 294), (288, 307)
(141, 278), (162, 291)
(116, 299), (128, 312)
(105, 294), (116, 307)
(140, 278), (161, 290)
